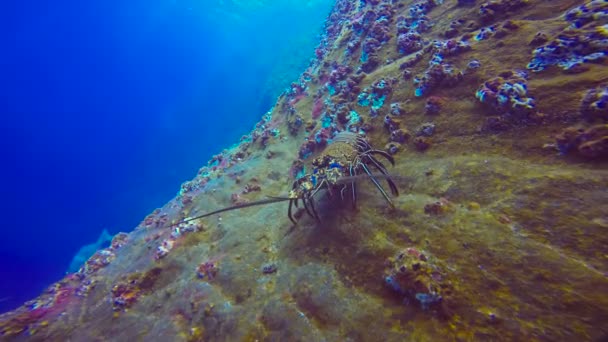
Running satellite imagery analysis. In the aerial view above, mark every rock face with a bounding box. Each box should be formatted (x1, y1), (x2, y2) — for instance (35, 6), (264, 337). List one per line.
(2, 0), (608, 341)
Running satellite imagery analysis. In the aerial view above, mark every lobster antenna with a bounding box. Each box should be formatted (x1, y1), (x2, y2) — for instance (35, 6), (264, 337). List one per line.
(166, 172), (403, 228)
(167, 196), (292, 228)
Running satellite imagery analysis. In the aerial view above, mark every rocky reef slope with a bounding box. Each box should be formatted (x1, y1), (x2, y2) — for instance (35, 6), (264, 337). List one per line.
(2, 0), (607, 341)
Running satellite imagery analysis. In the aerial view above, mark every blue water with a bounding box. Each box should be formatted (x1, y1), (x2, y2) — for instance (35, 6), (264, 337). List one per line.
(0, 0), (332, 313)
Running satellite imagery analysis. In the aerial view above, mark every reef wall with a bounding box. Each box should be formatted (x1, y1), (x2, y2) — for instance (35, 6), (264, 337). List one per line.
(2, 0), (608, 341)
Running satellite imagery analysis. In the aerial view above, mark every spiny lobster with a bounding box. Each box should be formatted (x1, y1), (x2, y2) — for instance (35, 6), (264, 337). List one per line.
(172, 131), (399, 226)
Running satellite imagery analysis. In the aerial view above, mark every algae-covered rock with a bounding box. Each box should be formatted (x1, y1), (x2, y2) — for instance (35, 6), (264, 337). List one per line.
(2, 0), (608, 341)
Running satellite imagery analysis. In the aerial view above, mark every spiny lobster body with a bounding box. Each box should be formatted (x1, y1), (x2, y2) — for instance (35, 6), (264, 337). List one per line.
(169, 132), (399, 227)
(287, 131), (399, 224)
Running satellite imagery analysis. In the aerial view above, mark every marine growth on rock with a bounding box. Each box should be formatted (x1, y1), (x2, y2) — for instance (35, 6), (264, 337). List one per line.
(2, 0), (608, 341)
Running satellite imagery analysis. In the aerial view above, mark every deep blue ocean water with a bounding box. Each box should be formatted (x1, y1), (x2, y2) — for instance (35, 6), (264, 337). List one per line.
(0, 0), (332, 313)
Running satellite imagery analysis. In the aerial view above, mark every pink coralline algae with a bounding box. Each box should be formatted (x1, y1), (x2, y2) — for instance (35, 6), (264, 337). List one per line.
(298, 137), (318, 159)
(286, 81), (308, 106)
(8, 280), (79, 334)
(312, 97), (325, 119)
(316, 126), (338, 146)
(0, 228), (133, 335)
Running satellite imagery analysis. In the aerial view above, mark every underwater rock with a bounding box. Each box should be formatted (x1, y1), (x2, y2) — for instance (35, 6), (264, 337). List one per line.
(384, 248), (451, 314)
(358, 78), (393, 110)
(414, 61), (464, 97)
(556, 124), (608, 159)
(478, 0), (528, 23)
(287, 114), (304, 135)
(385, 141), (402, 155)
(424, 197), (451, 215)
(111, 268), (162, 311)
(528, 0), (608, 72)
(390, 128), (411, 143)
(261, 263), (278, 274)
(581, 84), (608, 121)
(66, 228), (113, 274)
(476, 70), (537, 122)
(384, 115), (401, 132)
(414, 136), (431, 151)
(197, 261), (219, 280)
(397, 31), (423, 54)
(529, 31), (549, 46)
(3, 0), (608, 340)
(416, 122), (436, 136)
(425, 96), (443, 115)
(390, 102), (403, 116)
(457, 0), (477, 5)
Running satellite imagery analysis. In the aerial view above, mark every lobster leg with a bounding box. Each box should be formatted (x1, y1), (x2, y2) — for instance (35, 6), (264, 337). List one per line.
(307, 192), (321, 223)
(369, 149), (395, 166)
(349, 163), (358, 209)
(365, 154), (399, 196)
(310, 179), (328, 198)
(360, 163), (394, 207)
(288, 199), (297, 225)
(301, 194), (315, 219)
(339, 184), (348, 201)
